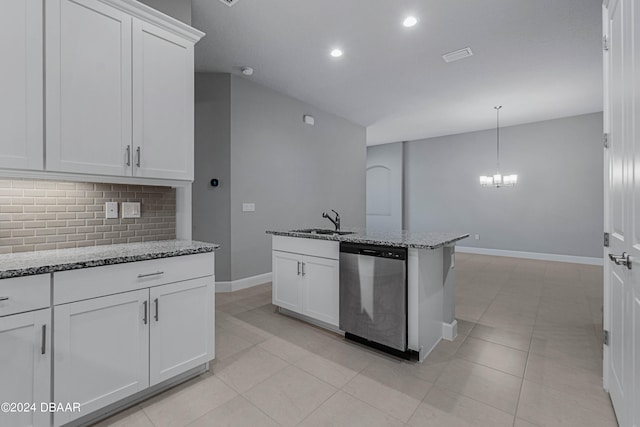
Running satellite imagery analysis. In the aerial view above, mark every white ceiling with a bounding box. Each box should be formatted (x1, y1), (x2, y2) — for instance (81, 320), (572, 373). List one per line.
(192, 0), (603, 145)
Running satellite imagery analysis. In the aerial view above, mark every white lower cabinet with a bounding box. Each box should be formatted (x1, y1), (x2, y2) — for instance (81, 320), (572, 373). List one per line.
(300, 256), (339, 326)
(149, 278), (214, 386)
(272, 251), (303, 312)
(272, 247), (339, 327)
(52, 254), (215, 426)
(0, 308), (51, 427)
(53, 290), (149, 427)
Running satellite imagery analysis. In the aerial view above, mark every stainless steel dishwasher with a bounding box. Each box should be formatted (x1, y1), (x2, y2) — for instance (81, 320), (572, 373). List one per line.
(339, 242), (410, 359)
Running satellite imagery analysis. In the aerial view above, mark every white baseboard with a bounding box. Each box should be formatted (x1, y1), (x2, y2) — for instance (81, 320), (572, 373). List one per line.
(216, 272), (272, 293)
(442, 320), (457, 342)
(456, 246), (603, 266)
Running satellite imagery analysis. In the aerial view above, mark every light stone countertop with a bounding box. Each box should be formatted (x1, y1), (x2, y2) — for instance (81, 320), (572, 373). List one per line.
(0, 240), (219, 279)
(266, 228), (469, 249)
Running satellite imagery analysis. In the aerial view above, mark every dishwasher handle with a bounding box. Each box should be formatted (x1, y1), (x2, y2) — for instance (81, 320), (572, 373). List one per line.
(359, 249), (381, 256)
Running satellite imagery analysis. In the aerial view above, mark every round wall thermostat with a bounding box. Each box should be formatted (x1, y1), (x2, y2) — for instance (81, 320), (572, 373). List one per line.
(210, 179), (219, 187)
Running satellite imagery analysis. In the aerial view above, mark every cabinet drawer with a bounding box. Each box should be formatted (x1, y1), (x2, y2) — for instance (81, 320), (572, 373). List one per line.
(0, 274), (50, 317)
(54, 253), (214, 305)
(272, 236), (339, 260)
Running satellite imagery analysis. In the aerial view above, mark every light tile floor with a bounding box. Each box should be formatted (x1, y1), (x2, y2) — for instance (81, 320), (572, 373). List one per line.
(95, 254), (618, 427)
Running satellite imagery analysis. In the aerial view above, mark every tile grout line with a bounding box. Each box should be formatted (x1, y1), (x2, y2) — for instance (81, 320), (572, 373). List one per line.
(512, 274), (544, 427)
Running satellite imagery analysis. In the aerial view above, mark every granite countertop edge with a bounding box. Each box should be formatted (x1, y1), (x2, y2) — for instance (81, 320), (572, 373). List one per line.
(266, 230), (469, 249)
(0, 240), (220, 280)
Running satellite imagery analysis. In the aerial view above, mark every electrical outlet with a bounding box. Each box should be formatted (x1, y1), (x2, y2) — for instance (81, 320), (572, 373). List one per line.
(475, 234), (480, 240)
(122, 202), (141, 218)
(105, 202), (118, 219)
(242, 203), (255, 212)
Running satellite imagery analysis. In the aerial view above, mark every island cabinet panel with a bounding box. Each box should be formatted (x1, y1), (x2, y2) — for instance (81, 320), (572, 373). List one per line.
(53, 289), (150, 427)
(272, 237), (340, 327)
(133, 20), (195, 181)
(0, 308), (51, 427)
(300, 257), (339, 326)
(272, 251), (303, 313)
(150, 277), (214, 386)
(0, 0), (43, 171)
(45, 0), (133, 176)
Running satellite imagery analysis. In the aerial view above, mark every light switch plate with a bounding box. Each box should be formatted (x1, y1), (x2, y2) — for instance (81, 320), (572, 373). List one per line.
(242, 203), (256, 212)
(122, 202), (141, 218)
(105, 202), (118, 219)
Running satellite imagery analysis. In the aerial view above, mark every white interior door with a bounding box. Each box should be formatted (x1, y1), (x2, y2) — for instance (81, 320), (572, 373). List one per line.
(604, 0), (639, 425)
(366, 142), (403, 231)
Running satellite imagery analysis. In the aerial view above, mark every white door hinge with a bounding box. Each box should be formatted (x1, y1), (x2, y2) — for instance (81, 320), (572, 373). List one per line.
(603, 35), (609, 51)
(604, 133), (609, 148)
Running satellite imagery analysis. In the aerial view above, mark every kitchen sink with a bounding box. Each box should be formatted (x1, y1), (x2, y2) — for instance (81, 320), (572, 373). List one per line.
(292, 228), (356, 236)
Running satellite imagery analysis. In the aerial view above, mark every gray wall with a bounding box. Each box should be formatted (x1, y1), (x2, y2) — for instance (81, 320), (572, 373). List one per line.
(403, 112), (603, 258)
(229, 76), (366, 281)
(193, 74), (367, 282)
(193, 73), (232, 279)
(138, 0), (191, 24)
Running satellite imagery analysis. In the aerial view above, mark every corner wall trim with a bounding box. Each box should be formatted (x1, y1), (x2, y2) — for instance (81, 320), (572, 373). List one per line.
(216, 272), (272, 293)
(456, 246), (604, 266)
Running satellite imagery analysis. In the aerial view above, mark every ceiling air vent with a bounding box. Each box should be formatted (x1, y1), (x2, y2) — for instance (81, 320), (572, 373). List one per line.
(218, 0), (240, 6)
(442, 47), (473, 63)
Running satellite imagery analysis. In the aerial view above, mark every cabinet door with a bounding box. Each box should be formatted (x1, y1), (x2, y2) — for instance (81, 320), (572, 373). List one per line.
(149, 277), (214, 386)
(0, 309), (50, 427)
(272, 251), (302, 313)
(46, 0), (132, 176)
(133, 19), (194, 180)
(53, 290), (149, 427)
(0, 0), (43, 170)
(301, 256), (339, 326)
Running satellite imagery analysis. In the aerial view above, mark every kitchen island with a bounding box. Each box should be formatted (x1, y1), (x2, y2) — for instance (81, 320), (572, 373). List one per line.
(266, 228), (468, 362)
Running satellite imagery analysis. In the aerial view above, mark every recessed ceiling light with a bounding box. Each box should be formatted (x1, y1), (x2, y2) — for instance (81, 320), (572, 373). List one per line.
(403, 16), (418, 28)
(330, 48), (343, 58)
(241, 66), (254, 76)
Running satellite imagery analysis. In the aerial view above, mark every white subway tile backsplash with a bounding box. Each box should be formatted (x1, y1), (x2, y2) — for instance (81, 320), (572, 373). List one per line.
(0, 179), (176, 254)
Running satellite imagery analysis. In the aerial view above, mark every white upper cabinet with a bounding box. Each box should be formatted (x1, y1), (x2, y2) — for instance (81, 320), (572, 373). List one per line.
(0, 0), (43, 170)
(43, 0), (203, 180)
(133, 20), (195, 180)
(46, 0), (132, 176)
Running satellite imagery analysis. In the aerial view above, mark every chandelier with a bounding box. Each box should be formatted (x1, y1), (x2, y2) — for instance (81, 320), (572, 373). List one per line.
(480, 106), (518, 187)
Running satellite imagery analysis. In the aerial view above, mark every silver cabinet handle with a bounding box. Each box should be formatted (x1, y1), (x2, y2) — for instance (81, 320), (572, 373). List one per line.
(126, 145), (131, 166)
(297, 261), (301, 275)
(143, 300), (148, 324)
(138, 271), (164, 278)
(154, 298), (159, 322)
(0, 297), (8, 302)
(41, 324), (46, 355)
(136, 146), (141, 167)
(609, 252), (632, 269)
(302, 262), (305, 276)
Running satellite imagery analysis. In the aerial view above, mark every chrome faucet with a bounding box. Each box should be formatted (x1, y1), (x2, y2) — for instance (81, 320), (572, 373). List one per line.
(322, 210), (340, 231)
